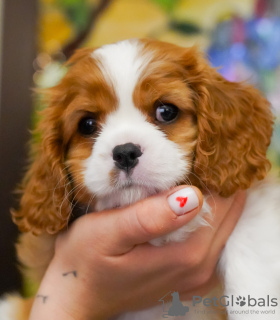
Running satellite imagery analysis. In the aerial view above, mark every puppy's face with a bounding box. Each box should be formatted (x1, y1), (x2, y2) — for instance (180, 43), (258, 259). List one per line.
(13, 39), (273, 234)
(65, 40), (197, 211)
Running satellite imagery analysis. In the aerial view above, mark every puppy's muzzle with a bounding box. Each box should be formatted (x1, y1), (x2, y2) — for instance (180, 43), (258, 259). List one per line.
(113, 143), (142, 172)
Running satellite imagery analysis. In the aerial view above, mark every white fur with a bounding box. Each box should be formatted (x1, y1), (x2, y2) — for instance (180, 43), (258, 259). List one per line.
(0, 299), (13, 320)
(219, 180), (280, 319)
(92, 39), (151, 112)
(0, 297), (21, 320)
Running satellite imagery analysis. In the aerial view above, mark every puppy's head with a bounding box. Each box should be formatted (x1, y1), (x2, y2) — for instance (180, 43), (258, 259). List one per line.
(12, 39), (273, 235)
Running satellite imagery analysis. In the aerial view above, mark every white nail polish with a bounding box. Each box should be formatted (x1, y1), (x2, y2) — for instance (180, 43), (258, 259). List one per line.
(168, 188), (199, 215)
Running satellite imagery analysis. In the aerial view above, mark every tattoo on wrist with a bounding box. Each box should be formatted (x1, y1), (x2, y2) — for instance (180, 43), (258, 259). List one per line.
(36, 294), (48, 303)
(62, 270), (77, 278)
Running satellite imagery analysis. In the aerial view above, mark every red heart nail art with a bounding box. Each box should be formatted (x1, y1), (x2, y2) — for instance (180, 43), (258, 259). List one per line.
(176, 196), (188, 208)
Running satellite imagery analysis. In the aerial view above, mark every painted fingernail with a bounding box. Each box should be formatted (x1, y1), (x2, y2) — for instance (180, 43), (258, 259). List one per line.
(168, 187), (199, 215)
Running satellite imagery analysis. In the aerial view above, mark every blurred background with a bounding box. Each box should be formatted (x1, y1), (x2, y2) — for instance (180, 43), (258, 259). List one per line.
(0, 0), (279, 296)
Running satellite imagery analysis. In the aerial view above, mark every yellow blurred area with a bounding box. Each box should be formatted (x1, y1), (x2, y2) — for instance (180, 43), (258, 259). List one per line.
(39, 8), (73, 53)
(41, 0), (56, 4)
(86, 0), (167, 47)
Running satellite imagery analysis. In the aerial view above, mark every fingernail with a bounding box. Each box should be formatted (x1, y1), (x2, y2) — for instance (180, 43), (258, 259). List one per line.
(168, 187), (199, 216)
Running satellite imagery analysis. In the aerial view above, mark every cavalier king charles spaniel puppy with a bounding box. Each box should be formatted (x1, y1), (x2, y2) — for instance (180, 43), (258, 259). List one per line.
(1, 39), (280, 320)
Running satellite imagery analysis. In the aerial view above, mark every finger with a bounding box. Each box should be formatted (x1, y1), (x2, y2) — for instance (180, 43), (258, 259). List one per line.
(125, 192), (245, 270)
(210, 190), (247, 259)
(86, 186), (203, 255)
(121, 238), (207, 274)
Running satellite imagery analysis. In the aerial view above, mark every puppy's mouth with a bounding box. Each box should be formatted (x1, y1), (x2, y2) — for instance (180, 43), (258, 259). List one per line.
(111, 168), (159, 191)
(94, 172), (161, 211)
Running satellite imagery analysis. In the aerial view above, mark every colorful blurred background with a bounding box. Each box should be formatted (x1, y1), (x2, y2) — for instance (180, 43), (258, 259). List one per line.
(0, 0), (279, 295)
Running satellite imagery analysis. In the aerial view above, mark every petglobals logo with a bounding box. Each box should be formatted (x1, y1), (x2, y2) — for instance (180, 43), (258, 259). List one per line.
(192, 295), (278, 308)
(159, 291), (189, 318)
(192, 295), (278, 316)
(235, 296), (278, 308)
(159, 293), (279, 318)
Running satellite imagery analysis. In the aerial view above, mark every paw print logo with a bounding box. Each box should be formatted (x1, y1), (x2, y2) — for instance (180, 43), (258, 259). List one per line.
(236, 296), (246, 307)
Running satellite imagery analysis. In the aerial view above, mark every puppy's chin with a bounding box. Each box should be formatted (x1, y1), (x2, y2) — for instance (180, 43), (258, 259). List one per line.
(94, 183), (164, 212)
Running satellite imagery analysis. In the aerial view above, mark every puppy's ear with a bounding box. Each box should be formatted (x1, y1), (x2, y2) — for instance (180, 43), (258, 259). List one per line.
(12, 48), (95, 235)
(12, 86), (72, 235)
(187, 55), (274, 196)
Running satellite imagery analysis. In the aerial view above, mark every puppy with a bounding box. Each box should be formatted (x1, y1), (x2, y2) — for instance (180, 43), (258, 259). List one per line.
(2, 39), (280, 320)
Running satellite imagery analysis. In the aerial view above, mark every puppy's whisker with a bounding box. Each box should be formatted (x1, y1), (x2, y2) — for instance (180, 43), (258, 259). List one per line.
(58, 182), (85, 220)
(190, 160), (218, 205)
(51, 167), (84, 206)
(51, 165), (73, 204)
(43, 164), (70, 192)
(65, 186), (93, 228)
(85, 193), (96, 215)
(189, 155), (220, 178)
(181, 175), (193, 187)
(70, 184), (87, 206)
(188, 171), (216, 213)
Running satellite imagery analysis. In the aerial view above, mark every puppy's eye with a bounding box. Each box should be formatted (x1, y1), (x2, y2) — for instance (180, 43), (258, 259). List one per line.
(155, 104), (179, 123)
(78, 117), (96, 136)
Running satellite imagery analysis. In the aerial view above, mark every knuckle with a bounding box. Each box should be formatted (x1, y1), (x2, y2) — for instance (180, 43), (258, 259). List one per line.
(134, 205), (160, 237)
(184, 248), (207, 269)
(134, 206), (150, 235)
(188, 253), (203, 269)
(197, 269), (212, 287)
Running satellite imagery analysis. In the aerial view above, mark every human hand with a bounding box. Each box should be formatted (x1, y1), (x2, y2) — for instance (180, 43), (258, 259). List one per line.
(29, 186), (246, 320)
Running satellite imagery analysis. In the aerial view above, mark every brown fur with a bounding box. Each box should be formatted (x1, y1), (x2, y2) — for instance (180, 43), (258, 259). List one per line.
(11, 39), (274, 319)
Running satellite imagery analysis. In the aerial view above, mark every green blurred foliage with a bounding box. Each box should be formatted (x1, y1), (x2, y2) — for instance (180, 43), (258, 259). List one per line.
(151, 0), (180, 12)
(169, 20), (202, 35)
(57, 0), (92, 31)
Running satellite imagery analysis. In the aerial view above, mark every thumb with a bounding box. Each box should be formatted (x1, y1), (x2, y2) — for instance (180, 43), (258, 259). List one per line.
(92, 186), (203, 255)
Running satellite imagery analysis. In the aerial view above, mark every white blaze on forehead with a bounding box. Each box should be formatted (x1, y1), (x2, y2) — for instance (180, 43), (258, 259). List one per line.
(91, 39), (156, 147)
(91, 39), (151, 113)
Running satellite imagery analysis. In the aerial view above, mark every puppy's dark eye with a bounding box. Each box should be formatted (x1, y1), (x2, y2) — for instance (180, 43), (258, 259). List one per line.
(78, 117), (96, 136)
(155, 104), (179, 123)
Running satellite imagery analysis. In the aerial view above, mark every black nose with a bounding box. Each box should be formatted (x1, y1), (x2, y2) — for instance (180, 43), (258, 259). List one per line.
(112, 143), (142, 172)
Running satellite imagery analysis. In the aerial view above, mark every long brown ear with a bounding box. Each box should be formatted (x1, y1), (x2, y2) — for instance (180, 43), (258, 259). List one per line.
(12, 48), (95, 235)
(188, 58), (274, 197)
(11, 89), (72, 235)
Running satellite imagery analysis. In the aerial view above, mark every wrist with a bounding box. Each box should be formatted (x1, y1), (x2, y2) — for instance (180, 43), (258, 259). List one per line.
(29, 257), (109, 320)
